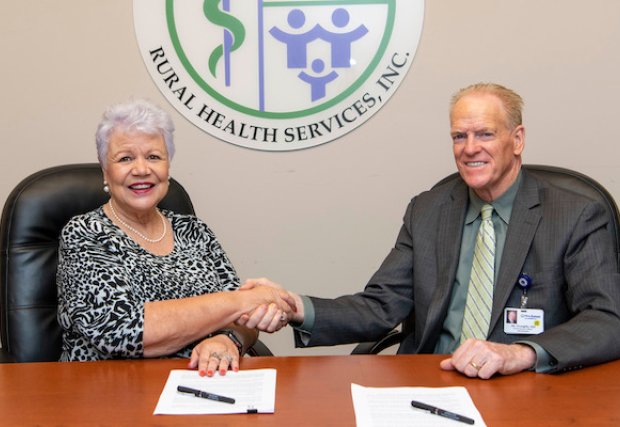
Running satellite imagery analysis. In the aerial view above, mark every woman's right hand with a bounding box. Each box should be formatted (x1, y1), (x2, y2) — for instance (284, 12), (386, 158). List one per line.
(236, 278), (304, 331)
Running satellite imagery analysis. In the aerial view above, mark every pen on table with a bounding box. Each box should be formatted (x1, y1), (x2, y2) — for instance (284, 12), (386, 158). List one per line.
(177, 385), (236, 404)
(411, 400), (475, 425)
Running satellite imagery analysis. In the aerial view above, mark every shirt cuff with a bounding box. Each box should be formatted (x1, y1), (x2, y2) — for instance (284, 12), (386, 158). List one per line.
(290, 295), (316, 332)
(516, 340), (558, 373)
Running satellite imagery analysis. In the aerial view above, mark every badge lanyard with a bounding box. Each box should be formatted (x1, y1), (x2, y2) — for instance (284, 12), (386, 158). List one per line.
(505, 274), (544, 335)
(517, 273), (532, 308)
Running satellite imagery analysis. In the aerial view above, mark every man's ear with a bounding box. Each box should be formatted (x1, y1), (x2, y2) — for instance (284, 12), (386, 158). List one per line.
(512, 125), (525, 155)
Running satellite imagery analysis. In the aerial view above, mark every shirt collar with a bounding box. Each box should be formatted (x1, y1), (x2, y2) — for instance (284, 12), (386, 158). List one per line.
(465, 170), (522, 225)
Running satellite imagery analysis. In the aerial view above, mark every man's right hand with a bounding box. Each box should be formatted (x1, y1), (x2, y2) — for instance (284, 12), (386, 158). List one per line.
(236, 278), (305, 332)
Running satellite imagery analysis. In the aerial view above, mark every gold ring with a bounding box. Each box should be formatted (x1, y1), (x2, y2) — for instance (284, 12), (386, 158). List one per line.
(470, 361), (480, 370)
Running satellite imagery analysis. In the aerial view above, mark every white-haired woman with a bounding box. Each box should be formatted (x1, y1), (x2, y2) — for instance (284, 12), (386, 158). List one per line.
(57, 99), (291, 376)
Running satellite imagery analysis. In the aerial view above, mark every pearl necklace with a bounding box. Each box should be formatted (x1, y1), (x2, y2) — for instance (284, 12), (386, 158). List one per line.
(108, 200), (167, 243)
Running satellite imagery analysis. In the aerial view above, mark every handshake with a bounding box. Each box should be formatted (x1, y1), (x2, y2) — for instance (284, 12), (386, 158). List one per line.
(235, 278), (303, 332)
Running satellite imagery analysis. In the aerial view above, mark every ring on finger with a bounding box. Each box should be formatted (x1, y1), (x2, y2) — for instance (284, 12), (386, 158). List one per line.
(210, 352), (222, 360)
(280, 313), (287, 322)
(469, 361), (481, 370)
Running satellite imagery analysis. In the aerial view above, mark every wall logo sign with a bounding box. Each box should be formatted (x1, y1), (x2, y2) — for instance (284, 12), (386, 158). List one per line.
(134, 0), (424, 151)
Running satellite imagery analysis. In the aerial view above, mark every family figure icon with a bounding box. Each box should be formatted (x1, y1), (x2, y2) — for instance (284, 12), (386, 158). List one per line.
(270, 8), (369, 101)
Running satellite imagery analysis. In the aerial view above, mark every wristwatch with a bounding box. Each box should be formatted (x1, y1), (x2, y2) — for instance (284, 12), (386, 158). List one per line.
(209, 329), (244, 355)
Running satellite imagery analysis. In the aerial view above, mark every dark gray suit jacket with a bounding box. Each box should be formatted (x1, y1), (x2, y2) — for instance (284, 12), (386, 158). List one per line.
(299, 169), (620, 373)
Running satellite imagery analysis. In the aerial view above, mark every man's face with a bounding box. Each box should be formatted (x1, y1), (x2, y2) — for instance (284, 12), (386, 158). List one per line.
(450, 93), (524, 201)
(508, 310), (517, 323)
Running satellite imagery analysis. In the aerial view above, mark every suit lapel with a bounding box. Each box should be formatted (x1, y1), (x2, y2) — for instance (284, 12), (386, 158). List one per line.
(418, 181), (469, 350)
(490, 171), (542, 331)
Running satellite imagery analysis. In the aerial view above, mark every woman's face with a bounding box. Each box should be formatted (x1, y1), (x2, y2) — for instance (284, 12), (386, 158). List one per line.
(103, 129), (170, 217)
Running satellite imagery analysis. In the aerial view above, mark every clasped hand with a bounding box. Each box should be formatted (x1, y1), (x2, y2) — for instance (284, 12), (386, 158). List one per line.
(188, 281), (297, 376)
(236, 278), (303, 332)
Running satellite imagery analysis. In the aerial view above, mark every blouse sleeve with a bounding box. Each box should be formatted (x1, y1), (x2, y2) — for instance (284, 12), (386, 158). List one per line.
(57, 216), (145, 359)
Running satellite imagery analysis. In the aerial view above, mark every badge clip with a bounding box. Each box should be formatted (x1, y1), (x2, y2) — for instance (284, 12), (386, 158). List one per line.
(517, 273), (532, 309)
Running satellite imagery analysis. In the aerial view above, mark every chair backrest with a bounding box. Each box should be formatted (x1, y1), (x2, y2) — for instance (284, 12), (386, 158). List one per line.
(434, 164), (620, 272)
(0, 163), (195, 362)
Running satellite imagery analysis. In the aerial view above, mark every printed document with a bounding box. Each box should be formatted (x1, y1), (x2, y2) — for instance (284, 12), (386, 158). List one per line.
(351, 384), (486, 427)
(154, 369), (276, 415)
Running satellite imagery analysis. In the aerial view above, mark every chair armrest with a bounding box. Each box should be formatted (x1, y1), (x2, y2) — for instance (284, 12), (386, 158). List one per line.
(245, 339), (274, 357)
(351, 330), (404, 354)
(0, 347), (16, 363)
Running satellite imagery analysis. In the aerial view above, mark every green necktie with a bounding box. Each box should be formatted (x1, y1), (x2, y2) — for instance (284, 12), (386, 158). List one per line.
(461, 204), (495, 342)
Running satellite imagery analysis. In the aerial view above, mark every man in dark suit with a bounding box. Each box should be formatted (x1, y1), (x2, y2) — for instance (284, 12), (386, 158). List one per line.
(241, 83), (620, 379)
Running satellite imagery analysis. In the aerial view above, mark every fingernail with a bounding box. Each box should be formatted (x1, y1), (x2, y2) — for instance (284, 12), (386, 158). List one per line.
(199, 370), (206, 377)
(220, 369), (226, 375)
(233, 367), (239, 372)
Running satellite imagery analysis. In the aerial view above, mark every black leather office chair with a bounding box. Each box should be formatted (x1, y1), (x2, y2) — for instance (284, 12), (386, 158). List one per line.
(352, 164), (620, 354)
(0, 163), (271, 362)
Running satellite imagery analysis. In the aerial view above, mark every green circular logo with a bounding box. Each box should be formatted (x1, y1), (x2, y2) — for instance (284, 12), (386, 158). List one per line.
(134, 0), (424, 150)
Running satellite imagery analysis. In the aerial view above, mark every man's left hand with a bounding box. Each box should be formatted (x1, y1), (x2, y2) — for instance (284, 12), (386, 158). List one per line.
(440, 339), (536, 379)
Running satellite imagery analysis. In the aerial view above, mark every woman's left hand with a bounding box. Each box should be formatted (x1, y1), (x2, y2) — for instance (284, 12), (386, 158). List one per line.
(188, 334), (240, 377)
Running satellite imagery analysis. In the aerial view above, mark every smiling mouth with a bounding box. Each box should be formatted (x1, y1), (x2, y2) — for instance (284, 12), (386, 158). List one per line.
(465, 161), (487, 167)
(129, 183), (155, 190)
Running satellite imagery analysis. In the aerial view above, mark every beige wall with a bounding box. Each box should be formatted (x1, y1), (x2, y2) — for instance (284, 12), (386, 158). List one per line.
(1, 1), (619, 356)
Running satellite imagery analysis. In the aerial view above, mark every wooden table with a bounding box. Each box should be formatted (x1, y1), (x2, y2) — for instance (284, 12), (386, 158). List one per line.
(1, 354), (619, 426)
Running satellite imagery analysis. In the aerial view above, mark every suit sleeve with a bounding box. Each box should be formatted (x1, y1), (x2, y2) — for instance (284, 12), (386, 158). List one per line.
(526, 201), (620, 372)
(297, 199), (418, 347)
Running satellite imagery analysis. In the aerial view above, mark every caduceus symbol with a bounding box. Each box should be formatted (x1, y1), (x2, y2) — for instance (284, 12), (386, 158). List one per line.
(204, 0), (246, 87)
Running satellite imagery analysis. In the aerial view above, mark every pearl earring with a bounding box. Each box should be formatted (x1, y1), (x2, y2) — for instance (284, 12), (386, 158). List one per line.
(103, 182), (109, 193)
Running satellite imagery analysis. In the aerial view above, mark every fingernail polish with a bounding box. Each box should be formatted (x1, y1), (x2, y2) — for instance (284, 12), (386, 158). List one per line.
(199, 369), (206, 377)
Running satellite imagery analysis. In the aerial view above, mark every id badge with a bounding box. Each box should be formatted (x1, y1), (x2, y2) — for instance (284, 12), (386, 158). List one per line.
(504, 308), (544, 334)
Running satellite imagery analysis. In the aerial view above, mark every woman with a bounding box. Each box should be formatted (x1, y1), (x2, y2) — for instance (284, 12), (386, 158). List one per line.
(57, 99), (290, 376)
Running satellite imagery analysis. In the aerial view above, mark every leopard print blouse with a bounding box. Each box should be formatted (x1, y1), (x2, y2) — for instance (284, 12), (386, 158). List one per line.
(57, 207), (239, 361)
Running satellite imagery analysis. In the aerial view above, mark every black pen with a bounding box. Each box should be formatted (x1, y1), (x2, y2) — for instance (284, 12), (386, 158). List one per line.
(177, 385), (236, 404)
(411, 400), (475, 425)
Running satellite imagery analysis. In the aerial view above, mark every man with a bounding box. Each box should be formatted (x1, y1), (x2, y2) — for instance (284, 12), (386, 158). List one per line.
(506, 309), (518, 324)
(242, 83), (620, 379)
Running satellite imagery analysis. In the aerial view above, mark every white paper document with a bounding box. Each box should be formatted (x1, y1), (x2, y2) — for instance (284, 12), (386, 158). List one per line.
(351, 384), (486, 427)
(154, 369), (276, 415)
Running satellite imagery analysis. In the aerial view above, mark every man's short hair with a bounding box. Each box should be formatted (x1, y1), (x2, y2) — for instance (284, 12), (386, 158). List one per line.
(450, 83), (524, 130)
